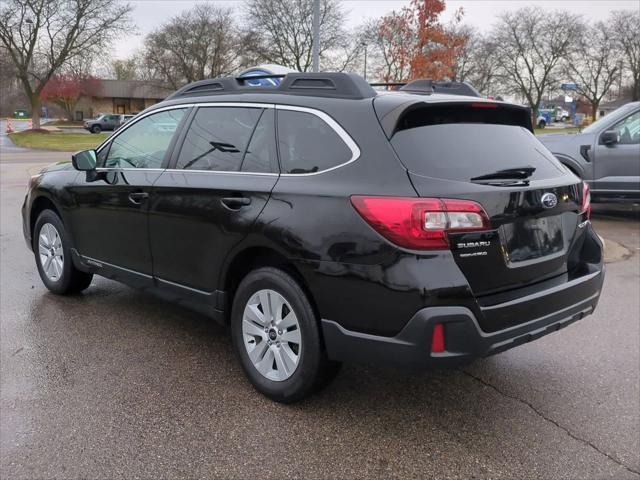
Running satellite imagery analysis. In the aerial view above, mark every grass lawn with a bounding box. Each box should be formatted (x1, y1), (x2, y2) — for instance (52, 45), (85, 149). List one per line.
(9, 131), (109, 151)
(45, 120), (85, 128)
(535, 127), (581, 135)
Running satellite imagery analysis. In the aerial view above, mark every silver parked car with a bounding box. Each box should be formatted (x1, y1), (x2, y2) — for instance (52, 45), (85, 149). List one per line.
(84, 114), (135, 133)
(539, 101), (639, 202)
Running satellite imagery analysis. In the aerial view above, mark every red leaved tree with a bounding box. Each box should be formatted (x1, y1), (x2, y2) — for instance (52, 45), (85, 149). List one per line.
(40, 74), (101, 121)
(377, 0), (465, 82)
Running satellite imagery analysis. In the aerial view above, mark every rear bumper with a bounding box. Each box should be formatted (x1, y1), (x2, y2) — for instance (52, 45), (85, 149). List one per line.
(321, 266), (604, 369)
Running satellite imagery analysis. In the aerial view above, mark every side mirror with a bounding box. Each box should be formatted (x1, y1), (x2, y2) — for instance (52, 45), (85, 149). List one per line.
(601, 130), (619, 146)
(72, 149), (97, 171)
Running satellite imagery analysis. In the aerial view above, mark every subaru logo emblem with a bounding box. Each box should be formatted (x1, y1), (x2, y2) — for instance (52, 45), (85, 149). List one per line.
(541, 192), (558, 209)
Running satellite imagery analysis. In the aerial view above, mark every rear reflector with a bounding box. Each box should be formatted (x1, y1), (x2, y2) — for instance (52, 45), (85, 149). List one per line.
(350, 196), (490, 250)
(581, 182), (591, 219)
(431, 324), (445, 353)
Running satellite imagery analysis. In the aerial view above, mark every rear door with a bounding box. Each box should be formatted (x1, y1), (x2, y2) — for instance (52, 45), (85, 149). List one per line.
(384, 101), (584, 296)
(149, 104), (279, 298)
(593, 109), (640, 196)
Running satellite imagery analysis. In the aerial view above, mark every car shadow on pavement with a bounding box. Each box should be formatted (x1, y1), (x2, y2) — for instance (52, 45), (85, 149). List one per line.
(24, 279), (549, 418)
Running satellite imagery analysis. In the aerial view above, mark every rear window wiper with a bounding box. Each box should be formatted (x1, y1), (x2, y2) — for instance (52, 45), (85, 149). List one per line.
(470, 166), (536, 182)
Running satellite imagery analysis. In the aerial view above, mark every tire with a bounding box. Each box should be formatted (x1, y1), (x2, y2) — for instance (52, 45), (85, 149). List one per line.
(33, 209), (93, 295)
(538, 120), (546, 128)
(91, 125), (101, 134)
(563, 164), (582, 179)
(231, 267), (340, 403)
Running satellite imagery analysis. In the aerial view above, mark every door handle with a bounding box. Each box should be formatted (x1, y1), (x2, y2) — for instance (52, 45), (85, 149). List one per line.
(221, 197), (251, 209)
(128, 192), (149, 204)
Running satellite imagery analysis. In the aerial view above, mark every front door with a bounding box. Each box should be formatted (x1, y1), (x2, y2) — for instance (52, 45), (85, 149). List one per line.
(68, 107), (188, 286)
(593, 109), (640, 196)
(149, 105), (279, 302)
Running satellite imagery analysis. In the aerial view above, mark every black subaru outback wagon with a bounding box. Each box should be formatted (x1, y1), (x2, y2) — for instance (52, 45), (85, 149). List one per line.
(22, 73), (604, 403)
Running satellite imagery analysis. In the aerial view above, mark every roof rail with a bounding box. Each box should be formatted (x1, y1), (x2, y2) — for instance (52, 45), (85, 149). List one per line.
(165, 72), (377, 101)
(399, 79), (481, 97)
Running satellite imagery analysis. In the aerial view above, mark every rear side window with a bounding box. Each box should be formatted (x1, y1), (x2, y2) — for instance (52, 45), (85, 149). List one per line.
(277, 109), (352, 174)
(177, 107), (264, 172)
(390, 106), (565, 181)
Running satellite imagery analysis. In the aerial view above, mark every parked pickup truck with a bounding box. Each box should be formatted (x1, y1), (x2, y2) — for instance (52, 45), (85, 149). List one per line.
(539, 101), (639, 202)
(84, 114), (134, 133)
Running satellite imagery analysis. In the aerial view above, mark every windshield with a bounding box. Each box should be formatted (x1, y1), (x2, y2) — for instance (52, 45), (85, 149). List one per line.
(582, 103), (635, 133)
(94, 114), (105, 121)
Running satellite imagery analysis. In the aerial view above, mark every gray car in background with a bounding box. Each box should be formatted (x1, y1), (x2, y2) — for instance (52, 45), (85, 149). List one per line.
(539, 101), (640, 202)
(84, 113), (134, 133)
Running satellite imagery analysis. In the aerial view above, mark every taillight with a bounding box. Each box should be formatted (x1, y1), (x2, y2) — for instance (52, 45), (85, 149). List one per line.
(350, 196), (490, 250)
(581, 182), (591, 219)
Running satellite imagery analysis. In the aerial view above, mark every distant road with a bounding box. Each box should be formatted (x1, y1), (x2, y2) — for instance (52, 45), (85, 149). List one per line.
(0, 119), (84, 163)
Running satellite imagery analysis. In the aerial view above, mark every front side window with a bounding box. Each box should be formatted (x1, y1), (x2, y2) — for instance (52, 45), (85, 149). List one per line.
(104, 108), (186, 169)
(277, 109), (352, 174)
(583, 103), (636, 134)
(612, 110), (640, 145)
(176, 107), (263, 172)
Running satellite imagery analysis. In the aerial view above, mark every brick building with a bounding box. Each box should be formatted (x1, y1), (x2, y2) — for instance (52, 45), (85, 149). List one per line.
(72, 80), (170, 121)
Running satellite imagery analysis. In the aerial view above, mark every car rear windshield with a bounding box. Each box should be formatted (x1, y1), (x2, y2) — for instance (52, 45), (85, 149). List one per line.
(390, 106), (566, 181)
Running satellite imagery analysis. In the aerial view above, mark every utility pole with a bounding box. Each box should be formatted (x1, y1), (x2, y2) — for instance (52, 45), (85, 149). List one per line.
(312, 0), (320, 72)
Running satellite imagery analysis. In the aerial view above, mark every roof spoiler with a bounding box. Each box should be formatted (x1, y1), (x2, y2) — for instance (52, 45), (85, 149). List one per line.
(374, 100), (533, 139)
(165, 73), (377, 100)
(371, 79), (481, 98)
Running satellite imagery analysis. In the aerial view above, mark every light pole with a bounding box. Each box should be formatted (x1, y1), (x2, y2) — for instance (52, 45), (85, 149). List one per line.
(24, 18), (33, 70)
(312, 0), (320, 72)
(361, 43), (368, 81)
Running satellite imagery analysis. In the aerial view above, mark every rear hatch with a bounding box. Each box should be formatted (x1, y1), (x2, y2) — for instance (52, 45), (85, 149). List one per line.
(381, 100), (585, 296)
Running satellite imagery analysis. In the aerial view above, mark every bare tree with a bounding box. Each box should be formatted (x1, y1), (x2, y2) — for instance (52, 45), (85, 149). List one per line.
(448, 26), (499, 96)
(321, 31), (365, 73)
(564, 21), (621, 120)
(142, 5), (239, 90)
(491, 7), (583, 115)
(0, 46), (26, 115)
(244, 0), (348, 72)
(0, 0), (132, 128)
(610, 10), (640, 101)
(360, 17), (412, 83)
(449, 25), (476, 82)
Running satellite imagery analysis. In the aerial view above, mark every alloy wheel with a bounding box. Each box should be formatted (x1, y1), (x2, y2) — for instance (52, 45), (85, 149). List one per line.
(38, 223), (64, 282)
(242, 289), (302, 382)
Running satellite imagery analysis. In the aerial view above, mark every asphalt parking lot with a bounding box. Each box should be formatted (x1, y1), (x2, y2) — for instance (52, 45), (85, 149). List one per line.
(1, 151), (639, 479)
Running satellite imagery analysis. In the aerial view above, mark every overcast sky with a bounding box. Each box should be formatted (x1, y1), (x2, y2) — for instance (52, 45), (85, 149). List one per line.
(112, 0), (639, 60)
